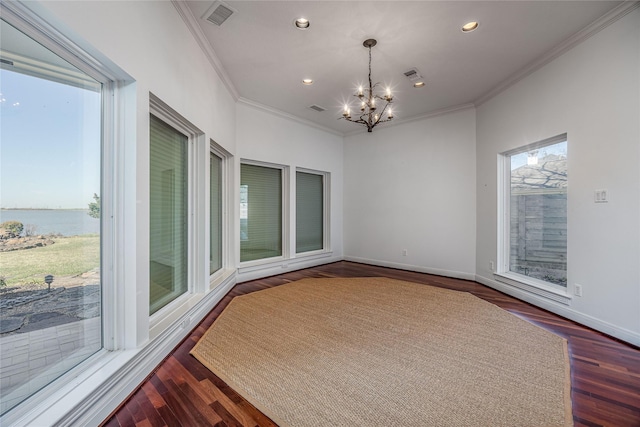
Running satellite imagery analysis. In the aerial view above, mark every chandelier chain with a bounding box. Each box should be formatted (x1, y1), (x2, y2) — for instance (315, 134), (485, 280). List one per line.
(340, 39), (394, 133)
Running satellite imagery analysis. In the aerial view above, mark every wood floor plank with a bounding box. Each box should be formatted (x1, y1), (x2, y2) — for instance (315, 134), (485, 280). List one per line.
(133, 388), (167, 427)
(101, 261), (640, 427)
(200, 379), (258, 427)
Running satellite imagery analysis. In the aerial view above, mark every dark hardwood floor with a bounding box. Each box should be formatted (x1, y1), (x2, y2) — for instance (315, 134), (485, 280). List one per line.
(102, 261), (640, 427)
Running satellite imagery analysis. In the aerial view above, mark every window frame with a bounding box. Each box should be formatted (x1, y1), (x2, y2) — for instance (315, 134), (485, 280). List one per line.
(295, 167), (331, 257)
(148, 94), (206, 333)
(238, 159), (290, 267)
(496, 133), (570, 304)
(148, 113), (190, 315)
(0, 26), (106, 416)
(0, 2), (128, 423)
(209, 140), (232, 287)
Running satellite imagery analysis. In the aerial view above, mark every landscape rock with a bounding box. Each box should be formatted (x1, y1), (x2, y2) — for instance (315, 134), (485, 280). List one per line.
(0, 235), (55, 252)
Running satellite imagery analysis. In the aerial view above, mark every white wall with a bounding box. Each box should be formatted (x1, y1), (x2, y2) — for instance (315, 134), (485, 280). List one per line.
(235, 102), (344, 281)
(476, 9), (640, 345)
(343, 108), (477, 279)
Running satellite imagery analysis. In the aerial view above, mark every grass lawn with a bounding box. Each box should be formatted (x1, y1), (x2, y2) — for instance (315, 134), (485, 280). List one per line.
(0, 235), (100, 287)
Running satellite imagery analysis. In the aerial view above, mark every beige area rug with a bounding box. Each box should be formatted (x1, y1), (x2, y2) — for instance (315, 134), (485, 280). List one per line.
(191, 277), (573, 427)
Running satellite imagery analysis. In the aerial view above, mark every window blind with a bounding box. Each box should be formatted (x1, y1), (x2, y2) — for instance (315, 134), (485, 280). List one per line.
(296, 171), (323, 253)
(210, 152), (222, 274)
(240, 163), (282, 262)
(149, 114), (188, 314)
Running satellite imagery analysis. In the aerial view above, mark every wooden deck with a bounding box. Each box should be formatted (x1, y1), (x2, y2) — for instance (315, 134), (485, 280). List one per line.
(102, 261), (640, 427)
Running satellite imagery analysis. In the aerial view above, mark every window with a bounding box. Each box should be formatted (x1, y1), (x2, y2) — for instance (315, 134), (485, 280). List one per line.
(240, 163), (284, 262)
(210, 150), (222, 275)
(296, 170), (326, 254)
(0, 18), (102, 415)
(499, 135), (567, 290)
(149, 114), (188, 315)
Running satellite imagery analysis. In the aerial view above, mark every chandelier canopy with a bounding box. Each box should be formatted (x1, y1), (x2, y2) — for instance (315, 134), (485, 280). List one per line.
(340, 39), (394, 133)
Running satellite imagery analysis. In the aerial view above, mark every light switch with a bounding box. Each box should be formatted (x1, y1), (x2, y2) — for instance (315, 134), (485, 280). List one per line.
(594, 189), (608, 203)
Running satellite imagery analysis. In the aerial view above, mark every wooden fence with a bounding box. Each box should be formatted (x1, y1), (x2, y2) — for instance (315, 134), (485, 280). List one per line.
(510, 191), (567, 286)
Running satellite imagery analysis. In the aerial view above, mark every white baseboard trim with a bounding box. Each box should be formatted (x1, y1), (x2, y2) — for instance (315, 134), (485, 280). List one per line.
(11, 273), (237, 427)
(344, 256), (476, 281)
(475, 274), (640, 347)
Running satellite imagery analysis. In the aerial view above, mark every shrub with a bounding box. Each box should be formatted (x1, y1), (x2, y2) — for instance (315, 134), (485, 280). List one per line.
(24, 224), (38, 237)
(0, 221), (24, 238)
(88, 193), (100, 219)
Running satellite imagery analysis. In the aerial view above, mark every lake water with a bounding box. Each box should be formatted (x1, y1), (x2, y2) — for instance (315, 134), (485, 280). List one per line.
(0, 209), (100, 236)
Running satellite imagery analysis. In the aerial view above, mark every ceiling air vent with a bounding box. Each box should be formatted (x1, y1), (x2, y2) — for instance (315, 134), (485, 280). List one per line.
(403, 68), (423, 82)
(203, 1), (237, 27)
(308, 104), (326, 112)
(0, 58), (14, 66)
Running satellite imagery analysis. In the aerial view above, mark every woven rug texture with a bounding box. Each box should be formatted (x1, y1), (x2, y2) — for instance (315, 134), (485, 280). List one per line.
(191, 277), (572, 427)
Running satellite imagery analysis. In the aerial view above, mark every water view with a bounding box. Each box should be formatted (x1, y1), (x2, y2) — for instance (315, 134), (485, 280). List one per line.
(0, 209), (100, 236)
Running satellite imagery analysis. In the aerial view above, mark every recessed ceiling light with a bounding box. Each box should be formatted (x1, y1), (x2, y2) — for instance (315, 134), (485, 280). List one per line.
(462, 21), (479, 32)
(302, 79), (313, 85)
(294, 18), (310, 30)
(414, 82), (426, 88)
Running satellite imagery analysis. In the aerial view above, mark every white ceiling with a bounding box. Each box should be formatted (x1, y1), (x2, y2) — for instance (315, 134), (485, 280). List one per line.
(185, 1), (622, 134)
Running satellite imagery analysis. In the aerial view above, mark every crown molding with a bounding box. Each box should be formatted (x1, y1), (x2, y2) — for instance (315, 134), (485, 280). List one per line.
(171, 0), (239, 101)
(237, 97), (344, 137)
(344, 103), (477, 137)
(475, 1), (640, 107)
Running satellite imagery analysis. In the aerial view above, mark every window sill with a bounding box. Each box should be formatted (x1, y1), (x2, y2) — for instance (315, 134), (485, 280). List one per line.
(209, 268), (236, 290)
(238, 255), (287, 272)
(294, 249), (333, 260)
(494, 272), (571, 305)
(237, 251), (334, 276)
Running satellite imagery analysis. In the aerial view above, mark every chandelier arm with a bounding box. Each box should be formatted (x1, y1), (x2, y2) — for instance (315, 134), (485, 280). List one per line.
(377, 102), (390, 118)
(342, 116), (368, 126)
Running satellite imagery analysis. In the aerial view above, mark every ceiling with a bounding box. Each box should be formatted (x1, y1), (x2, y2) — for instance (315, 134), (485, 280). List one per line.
(185, 1), (622, 135)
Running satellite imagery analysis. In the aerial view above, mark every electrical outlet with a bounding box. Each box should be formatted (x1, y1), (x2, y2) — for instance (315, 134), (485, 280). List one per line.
(574, 284), (583, 297)
(489, 261), (494, 272)
(402, 249), (408, 256)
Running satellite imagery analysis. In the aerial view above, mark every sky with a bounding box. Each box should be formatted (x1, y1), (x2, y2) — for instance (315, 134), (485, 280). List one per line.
(511, 140), (567, 171)
(0, 69), (101, 209)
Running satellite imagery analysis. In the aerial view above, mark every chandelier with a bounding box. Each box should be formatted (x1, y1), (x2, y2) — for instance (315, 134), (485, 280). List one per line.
(340, 39), (394, 132)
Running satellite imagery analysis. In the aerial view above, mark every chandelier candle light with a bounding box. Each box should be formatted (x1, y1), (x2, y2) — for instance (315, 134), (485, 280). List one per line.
(341, 39), (394, 132)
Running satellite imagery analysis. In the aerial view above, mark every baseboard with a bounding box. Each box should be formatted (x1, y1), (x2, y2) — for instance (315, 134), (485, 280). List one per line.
(475, 274), (640, 347)
(344, 256), (476, 281)
(13, 273), (238, 427)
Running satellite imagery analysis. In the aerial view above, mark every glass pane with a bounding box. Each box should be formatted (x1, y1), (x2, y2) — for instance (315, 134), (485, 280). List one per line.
(240, 164), (282, 262)
(296, 172), (324, 253)
(0, 19), (102, 414)
(149, 115), (188, 314)
(509, 140), (567, 286)
(210, 152), (222, 274)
